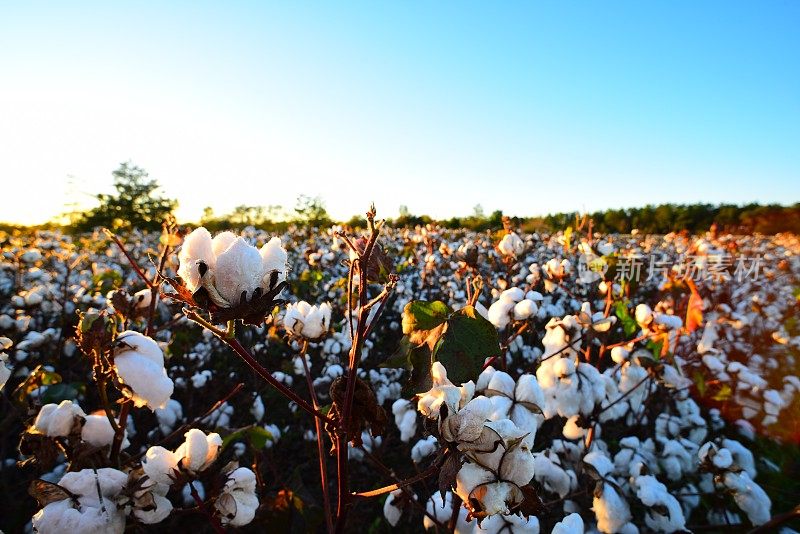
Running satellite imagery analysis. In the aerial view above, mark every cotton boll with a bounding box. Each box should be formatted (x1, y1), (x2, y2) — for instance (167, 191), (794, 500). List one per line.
(215, 467), (259, 527)
(32, 468), (128, 534)
(284, 301), (332, 340)
(594, 482), (632, 533)
(411, 436), (438, 463)
(635, 304), (653, 327)
(155, 399), (183, 434)
(175, 429), (222, 474)
(423, 491), (471, 532)
(722, 471), (771, 526)
(214, 237), (265, 306)
(383, 488), (414, 527)
(33, 400), (86, 437)
(142, 446), (180, 485)
(634, 475), (686, 532)
(82, 413), (129, 449)
(498, 233), (524, 257)
(513, 299), (538, 321)
(392, 399), (418, 442)
(113, 331), (173, 410)
(552, 513), (584, 534)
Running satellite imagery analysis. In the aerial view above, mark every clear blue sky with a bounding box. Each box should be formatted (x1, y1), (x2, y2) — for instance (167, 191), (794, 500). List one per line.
(1, 1), (798, 224)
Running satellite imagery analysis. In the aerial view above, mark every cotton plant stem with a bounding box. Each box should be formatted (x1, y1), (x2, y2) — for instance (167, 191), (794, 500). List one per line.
(189, 481), (226, 534)
(335, 208), (382, 533)
(110, 399), (131, 465)
(103, 229), (154, 289)
(299, 340), (334, 534)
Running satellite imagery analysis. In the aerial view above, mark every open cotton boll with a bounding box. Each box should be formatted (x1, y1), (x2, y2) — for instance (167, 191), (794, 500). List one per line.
(175, 428), (222, 473)
(513, 299), (538, 321)
(215, 467), (259, 527)
(214, 237), (266, 306)
(32, 468), (128, 534)
(722, 471), (771, 526)
(551, 513), (584, 534)
(634, 475), (686, 532)
(33, 400), (86, 437)
(142, 446), (180, 485)
(594, 482), (632, 534)
(392, 399), (418, 442)
(498, 233), (524, 257)
(423, 491), (471, 533)
(284, 301), (332, 340)
(113, 331), (173, 410)
(177, 227), (215, 292)
(81, 413), (129, 449)
(474, 513), (539, 533)
(635, 304), (653, 327)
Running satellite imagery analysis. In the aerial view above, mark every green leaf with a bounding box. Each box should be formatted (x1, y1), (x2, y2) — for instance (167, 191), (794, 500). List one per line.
(12, 365), (62, 407)
(221, 425), (275, 451)
(402, 300), (451, 334)
(432, 305), (500, 385)
(645, 339), (663, 360)
(614, 301), (638, 337)
(41, 382), (82, 404)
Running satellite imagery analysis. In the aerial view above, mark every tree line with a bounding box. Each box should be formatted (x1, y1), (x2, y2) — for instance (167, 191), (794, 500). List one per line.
(2, 163), (797, 235)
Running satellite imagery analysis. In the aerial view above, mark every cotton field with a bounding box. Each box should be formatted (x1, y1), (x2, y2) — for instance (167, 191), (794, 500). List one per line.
(1, 212), (799, 533)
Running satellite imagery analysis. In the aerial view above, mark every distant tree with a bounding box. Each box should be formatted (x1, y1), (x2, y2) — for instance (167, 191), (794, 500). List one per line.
(73, 162), (176, 232)
(294, 195), (332, 227)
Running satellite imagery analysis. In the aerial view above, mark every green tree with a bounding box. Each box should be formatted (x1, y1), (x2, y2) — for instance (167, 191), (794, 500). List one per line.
(294, 195), (332, 227)
(74, 162), (176, 232)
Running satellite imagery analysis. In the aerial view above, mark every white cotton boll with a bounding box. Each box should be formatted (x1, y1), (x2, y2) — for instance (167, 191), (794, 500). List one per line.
(597, 242), (615, 256)
(488, 299), (515, 330)
(634, 475), (686, 532)
(722, 439), (757, 478)
(423, 491), (471, 532)
(513, 299), (538, 320)
(533, 453), (572, 498)
(260, 236), (288, 284)
(723, 471), (771, 526)
(81, 414), (129, 449)
(216, 467), (259, 527)
(454, 462), (494, 507)
(133, 487), (172, 524)
(498, 233), (524, 257)
(552, 512), (584, 534)
(214, 237), (265, 306)
(175, 429), (222, 473)
(594, 483), (632, 533)
(383, 489), (411, 527)
(132, 288), (152, 310)
(155, 399), (183, 434)
(142, 446), (179, 485)
(411, 436), (438, 463)
(32, 468), (128, 534)
(392, 399), (418, 442)
(284, 301), (332, 340)
(635, 304), (653, 327)
(178, 227), (215, 292)
(33, 400), (86, 437)
(654, 313), (683, 331)
(475, 514), (540, 533)
(113, 331), (173, 410)
(251, 395), (265, 422)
